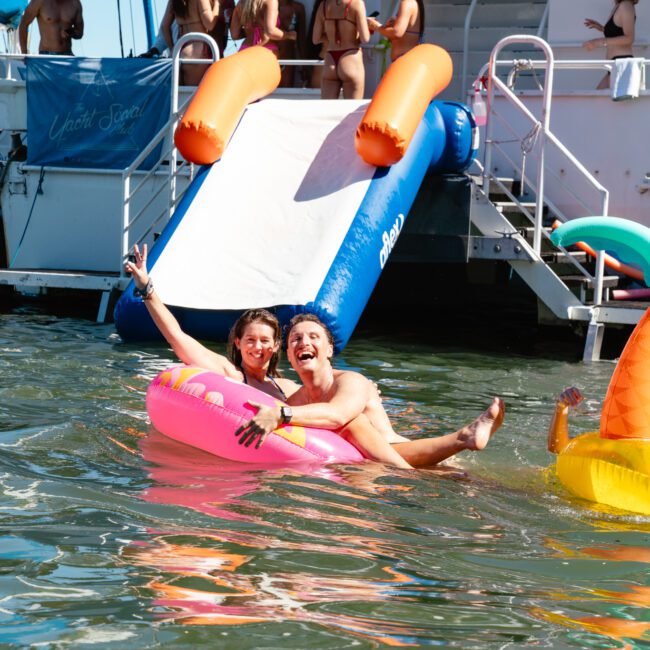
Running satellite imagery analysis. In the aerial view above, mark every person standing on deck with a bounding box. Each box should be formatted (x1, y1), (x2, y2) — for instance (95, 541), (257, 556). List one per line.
(19, 0), (83, 55)
(583, 0), (638, 89)
(367, 0), (424, 63)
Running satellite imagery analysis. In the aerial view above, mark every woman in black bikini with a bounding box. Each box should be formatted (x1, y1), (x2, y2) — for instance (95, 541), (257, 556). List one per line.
(367, 0), (424, 63)
(125, 244), (298, 402)
(583, 0), (638, 89)
(312, 0), (370, 99)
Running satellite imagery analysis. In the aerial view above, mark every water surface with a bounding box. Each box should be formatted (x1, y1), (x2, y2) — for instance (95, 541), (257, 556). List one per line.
(1, 308), (648, 648)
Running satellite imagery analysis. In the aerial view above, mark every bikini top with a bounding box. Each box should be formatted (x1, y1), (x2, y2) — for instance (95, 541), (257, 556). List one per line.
(604, 15), (625, 38)
(403, 24), (423, 43)
(603, 9), (635, 39)
(242, 371), (288, 401)
(324, 0), (356, 46)
(246, 15), (281, 45)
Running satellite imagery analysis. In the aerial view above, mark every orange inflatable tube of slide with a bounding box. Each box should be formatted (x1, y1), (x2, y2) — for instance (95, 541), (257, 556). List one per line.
(355, 44), (453, 166)
(175, 46), (281, 165)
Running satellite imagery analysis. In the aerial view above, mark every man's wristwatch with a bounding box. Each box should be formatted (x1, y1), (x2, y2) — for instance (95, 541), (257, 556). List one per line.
(280, 406), (293, 424)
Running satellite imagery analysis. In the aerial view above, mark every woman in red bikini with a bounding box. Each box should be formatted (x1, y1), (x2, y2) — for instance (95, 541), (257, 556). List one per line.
(367, 0), (424, 63)
(312, 0), (370, 99)
(230, 0), (296, 56)
(162, 0), (218, 86)
(583, 0), (638, 89)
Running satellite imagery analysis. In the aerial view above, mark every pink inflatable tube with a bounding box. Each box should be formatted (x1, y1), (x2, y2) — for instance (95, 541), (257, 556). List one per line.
(146, 366), (365, 464)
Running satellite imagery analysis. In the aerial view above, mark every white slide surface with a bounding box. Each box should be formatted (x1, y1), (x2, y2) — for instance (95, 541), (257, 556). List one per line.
(153, 99), (377, 310)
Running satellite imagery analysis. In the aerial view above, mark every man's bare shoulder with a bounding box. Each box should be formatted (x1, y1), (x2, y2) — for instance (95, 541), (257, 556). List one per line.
(23, 0), (43, 15)
(332, 369), (370, 386)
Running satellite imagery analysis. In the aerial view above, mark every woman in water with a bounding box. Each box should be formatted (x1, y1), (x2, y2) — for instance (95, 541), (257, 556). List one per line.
(230, 0), (296, 54)
(367, 0), (424, 63)
(162, 0), (219, 86)
(583, 0), (638, 89)
(312, 0), (370, 99)
(125, 244), (298, 401)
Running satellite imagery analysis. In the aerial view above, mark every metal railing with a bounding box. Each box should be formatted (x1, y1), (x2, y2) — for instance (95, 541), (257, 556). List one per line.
(120, 33), (220, 278)
(482, 35), (612, 305)
(460, 0), (551, 103)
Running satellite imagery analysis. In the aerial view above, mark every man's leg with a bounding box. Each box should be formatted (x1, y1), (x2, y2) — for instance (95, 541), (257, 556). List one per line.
(392, 398), (505, 468)
(341, 415), (414, 469)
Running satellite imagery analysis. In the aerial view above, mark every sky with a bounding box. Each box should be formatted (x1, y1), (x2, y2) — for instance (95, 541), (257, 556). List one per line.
(22, 0), (170, 58)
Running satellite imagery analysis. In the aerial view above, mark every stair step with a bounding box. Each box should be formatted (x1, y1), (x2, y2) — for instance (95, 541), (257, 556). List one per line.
(542, 251), (589, 264)
(561, 274), (620, 288)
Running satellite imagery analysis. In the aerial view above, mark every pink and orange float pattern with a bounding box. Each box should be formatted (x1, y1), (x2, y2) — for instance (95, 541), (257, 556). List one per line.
(146, 366), (364, 464)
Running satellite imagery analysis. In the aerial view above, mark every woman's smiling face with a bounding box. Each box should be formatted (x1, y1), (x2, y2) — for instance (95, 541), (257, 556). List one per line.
(235, 322), (280, 371)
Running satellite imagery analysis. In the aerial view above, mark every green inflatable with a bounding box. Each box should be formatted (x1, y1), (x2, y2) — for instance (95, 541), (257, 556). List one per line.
(550, 216), (650, 286)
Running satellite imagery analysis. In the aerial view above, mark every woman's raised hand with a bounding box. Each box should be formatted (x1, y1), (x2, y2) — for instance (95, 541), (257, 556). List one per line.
(557, 387), (584, 409)
(584, 18), (603, 32)
(124, 243), (150, 292)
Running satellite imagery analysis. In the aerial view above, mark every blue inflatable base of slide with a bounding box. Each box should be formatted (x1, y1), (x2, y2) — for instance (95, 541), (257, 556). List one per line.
(115, 100), (477, 352)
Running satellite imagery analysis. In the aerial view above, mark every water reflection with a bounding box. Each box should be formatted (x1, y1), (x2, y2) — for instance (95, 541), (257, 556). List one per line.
(532, 537), (650, 648)
(128, 429), (451, 645)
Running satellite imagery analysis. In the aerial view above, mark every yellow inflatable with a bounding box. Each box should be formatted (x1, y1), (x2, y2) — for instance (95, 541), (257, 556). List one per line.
(549, 309), (650, 515)
(549, 218), (650, 516)
(555, 433), (650, 515)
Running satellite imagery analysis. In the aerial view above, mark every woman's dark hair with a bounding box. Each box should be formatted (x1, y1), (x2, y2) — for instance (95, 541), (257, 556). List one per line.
(416, 0), (425, 39)
(227, 309), (283, 377)
(172, 0), (189, 18)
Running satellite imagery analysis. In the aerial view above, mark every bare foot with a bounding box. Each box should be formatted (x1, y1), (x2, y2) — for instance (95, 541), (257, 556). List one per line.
(458, 397), (505, 451)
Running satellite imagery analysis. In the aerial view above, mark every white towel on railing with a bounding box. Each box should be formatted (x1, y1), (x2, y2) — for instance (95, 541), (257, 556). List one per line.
(611, 57), (645, 101)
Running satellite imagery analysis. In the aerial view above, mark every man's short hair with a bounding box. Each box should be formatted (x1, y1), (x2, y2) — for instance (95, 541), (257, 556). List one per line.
(286, 313), (334, 347)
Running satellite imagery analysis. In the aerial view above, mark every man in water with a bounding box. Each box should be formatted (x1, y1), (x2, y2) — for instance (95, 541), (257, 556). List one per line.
(19, 0), (84, 55)
(236, 313), (505, 469)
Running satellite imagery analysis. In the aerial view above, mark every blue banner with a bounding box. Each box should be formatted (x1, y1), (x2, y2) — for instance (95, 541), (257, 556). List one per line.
(26, 57), (172, 170)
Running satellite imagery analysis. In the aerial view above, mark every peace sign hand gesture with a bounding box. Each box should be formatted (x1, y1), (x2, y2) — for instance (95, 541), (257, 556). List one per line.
(124, 243), (150, 292)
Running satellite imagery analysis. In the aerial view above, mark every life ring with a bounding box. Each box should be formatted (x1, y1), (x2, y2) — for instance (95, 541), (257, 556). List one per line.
(555, 432), (650, 515)
(146, 366), (365, 464)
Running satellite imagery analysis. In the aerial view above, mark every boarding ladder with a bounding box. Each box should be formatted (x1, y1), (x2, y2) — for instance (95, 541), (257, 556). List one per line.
(468, 35), (648, 361)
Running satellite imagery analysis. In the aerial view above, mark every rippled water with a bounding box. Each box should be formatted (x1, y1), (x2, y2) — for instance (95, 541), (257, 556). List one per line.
(1, 307), (649, 648)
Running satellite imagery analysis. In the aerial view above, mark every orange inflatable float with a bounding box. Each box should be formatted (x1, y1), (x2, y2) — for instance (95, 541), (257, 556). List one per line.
(355, 44), (453, 166)
(174, 46), (281, 165)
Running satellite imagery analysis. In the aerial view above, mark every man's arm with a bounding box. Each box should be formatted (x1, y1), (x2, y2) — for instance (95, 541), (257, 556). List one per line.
(18, 0), (40, 53)
(548, 387), (584, 454)
(235, 372), (372, 448)
(198, 0), (218, 32)
(69, 1), (83, 39)
(287, 373), (371, 427)
(161, 0), (175, 51)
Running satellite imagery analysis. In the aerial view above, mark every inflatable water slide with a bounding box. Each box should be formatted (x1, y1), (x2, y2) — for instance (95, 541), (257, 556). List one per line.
(115, 45), (477, 351)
